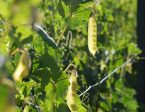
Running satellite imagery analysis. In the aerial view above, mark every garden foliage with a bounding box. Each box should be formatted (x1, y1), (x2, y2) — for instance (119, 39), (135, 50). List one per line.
(0, 0), (141, 111)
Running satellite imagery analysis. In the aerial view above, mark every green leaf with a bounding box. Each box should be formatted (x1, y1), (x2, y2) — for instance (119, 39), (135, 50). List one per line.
(20, 35), (33, 46)
(0, 85), (9, 111)
(38, 51), (60, 81)
(63, 0), (81, 13)
(57, 103), (69, 111)
(76, 95), (87, 112)
(33, 67), (51, 89)
(128, 43), (141, 55)
(56, 72), (69, 104)
(57, 0), (65, 18)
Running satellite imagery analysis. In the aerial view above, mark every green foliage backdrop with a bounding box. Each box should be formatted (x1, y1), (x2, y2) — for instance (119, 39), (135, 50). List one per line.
(0, 0), (141, 112)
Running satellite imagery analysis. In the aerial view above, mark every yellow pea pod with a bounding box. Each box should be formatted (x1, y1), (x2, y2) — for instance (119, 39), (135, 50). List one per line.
(13, 49), (31, 82)
(88, 14), (97, 57)
(67, 69), (78, 112)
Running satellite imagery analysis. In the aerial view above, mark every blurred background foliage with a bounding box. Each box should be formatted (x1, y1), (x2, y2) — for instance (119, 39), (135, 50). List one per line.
(0, 0), (141, 112)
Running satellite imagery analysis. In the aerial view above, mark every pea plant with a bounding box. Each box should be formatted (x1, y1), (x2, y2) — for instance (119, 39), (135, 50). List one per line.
(0, 0), (141, 112)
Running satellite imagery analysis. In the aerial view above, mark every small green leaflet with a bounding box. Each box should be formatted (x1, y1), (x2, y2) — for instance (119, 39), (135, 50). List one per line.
(34, 24), (58, 49)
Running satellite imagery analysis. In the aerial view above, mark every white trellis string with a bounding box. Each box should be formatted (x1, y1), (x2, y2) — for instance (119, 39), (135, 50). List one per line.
(79, 58), (133, 97)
